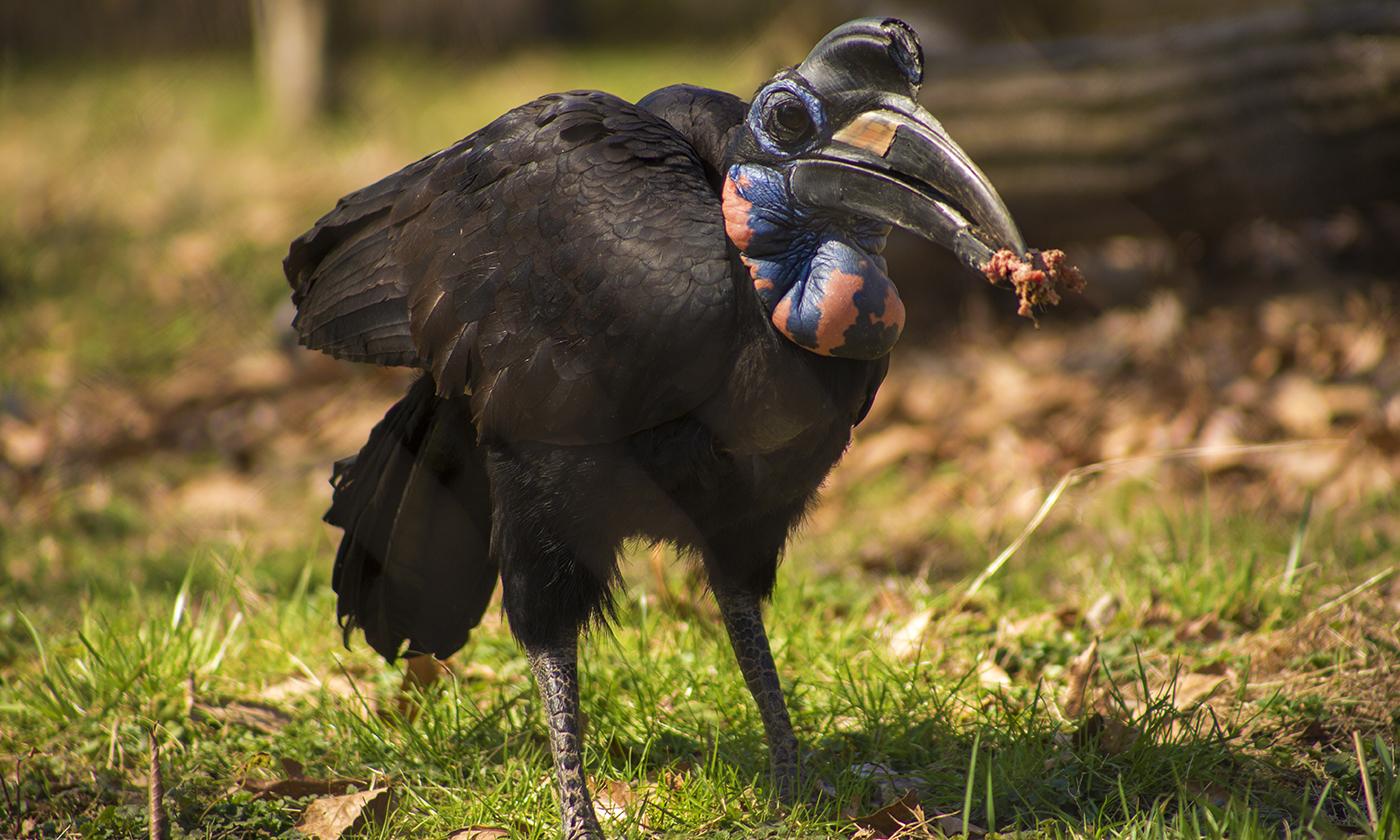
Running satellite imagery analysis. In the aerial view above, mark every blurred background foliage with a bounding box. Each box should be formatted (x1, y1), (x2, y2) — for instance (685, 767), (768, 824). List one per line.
(0, 0), (1304, 59)
(0, 0), (1395, 594)
(1, 0), (1398, 591)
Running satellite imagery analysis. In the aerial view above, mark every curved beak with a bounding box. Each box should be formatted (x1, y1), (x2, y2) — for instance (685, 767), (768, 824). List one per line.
(789, 101), (1026, 272)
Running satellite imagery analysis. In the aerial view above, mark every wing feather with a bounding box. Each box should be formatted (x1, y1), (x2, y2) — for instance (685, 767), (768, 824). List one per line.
(286, 88), (748, 444)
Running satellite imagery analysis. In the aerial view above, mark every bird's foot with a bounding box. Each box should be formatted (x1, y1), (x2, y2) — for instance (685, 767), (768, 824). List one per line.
(772, 759), (802, 804)
(562, 808), (604, 840)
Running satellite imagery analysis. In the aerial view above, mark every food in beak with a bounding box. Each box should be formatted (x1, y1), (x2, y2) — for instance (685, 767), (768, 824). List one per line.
(982, 249), (1087, 324)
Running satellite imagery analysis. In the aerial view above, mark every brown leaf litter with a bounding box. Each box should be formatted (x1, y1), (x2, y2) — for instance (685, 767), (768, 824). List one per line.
(296, 786), (393, 840)
(852, 790), (986, 840)
(237, 758), (370, 802)
(822, 285), (1400, 554)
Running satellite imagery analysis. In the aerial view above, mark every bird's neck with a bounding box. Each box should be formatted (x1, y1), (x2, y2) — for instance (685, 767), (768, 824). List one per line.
(722, 164), (904, 361)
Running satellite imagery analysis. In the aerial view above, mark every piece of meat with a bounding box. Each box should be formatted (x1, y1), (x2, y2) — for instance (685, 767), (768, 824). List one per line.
(982, 248), (1086, 323)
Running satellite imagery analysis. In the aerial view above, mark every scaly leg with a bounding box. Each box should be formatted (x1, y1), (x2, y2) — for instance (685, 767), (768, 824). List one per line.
(528, 642), (605, 840)
(713, 588), (801, 800)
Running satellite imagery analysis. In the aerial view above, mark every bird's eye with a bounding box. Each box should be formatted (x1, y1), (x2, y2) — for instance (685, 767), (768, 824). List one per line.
(766, 98), (814, 146)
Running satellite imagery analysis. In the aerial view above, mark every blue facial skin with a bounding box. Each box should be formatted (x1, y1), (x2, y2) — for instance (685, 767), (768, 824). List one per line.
(726, 163), (904, 360)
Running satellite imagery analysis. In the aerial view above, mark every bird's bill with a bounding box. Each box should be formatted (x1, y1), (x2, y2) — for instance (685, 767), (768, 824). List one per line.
(789, 102), (1026, 272)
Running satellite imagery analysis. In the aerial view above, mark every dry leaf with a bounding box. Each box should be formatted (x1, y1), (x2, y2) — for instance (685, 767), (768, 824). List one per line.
(1271, 375), (1331, 436)
(260, 674), (360, 705)
(1060, 638), (1100, 720)
(0, 416), (50, 469)
(1175, 613), (1226, 643)
(655, 760), (693, 791)
(1071, 713), (1141, 755)
(191, 699), (292, 734)
(296, 787), (392, 840)
(852, 790), (933, 838)
(445, 827), (511, 840)
(1168, 672), (1228, 711)
(1098, 716), (1141, 754)
(844, 424), (939, 478)
(848, 762), (924, 805)
(887, 609), (934, 660)
(394, 655), (452, 723)
(932, 813), (987, 838)
(872, 589), (915, 619)
(238, 759), (367, 801)
(976, 660), (1012, 688)
(1084, 594), (1119, 632)
(593, 778), (641, 821)
(1195, 409), (1247, 472)
(241, 776), (364, 800)
(175, 474), (267, 521)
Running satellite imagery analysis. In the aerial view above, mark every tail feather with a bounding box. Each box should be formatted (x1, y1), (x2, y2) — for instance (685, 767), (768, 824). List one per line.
(327, 375), (497, 662)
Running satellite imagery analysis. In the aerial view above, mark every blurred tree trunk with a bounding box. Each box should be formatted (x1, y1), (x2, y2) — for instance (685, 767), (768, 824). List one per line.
(252, 0), (328, 129)
(920, 2), (1400, 244)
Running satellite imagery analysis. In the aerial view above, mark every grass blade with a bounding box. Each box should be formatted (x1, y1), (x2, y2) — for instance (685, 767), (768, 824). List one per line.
(1281, 490), (1313, 592)
(964, 731), (981, 838)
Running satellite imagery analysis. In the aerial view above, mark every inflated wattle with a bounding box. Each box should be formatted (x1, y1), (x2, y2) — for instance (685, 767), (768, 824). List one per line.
(722, 164), (903, 360)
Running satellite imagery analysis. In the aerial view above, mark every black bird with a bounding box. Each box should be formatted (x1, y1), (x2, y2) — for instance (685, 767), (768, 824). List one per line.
(285, 18), (1027, 839)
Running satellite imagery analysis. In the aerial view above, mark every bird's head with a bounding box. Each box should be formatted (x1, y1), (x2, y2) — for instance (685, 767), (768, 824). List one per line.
(724, 18), (1026, 360)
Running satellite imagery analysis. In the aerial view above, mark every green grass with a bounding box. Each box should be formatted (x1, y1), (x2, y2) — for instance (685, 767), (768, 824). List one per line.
(3, 482), (1397, 838)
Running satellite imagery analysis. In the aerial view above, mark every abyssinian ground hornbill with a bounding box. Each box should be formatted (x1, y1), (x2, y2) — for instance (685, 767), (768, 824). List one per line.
(286, 18), (1040, 838)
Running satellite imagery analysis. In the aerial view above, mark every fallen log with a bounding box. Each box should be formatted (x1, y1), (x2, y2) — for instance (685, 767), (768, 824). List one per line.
(920, 2), (1400, 243)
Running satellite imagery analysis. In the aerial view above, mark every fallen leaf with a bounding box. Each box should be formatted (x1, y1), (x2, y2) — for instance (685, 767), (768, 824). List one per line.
(1168, 672), (1228, 711)
(445, 827), (511, 840)
(0, 416), (50, 469)
(932, 813), (987, 838)
(976, 660), (1012, 688)
(1098, 716), (1141, 754)
(260, 674), (360, 705)
(1174, 613), (1226, 643)
(1271, 375), (1331, 436)
(872, 589), (915, 620)
(999, 611), (1060, 642)
(844, 424), (939, 478)
(848, 762), (924, 805)
(1071, 713), (1141, 755)
(1084, 594), (1119, 632)
(1195, 409), (1247, 472)
(296, 787), (392, 840)
(237, 757), (367, 801)
(394, 655), (452, 723)
(852, 790), (933, 838)
(1060, 638), (1100, 720)
(655, 760), (693, 791)
(593, 778), (641, 821)
(191, 699), (293, 734)
(175, 474), (267, 521)
(887, 609), (934, 660)
(240, 775), (365, 800)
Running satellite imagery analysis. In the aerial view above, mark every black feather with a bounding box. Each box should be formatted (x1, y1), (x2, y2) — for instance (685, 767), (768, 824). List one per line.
(326, 375), (496, 661)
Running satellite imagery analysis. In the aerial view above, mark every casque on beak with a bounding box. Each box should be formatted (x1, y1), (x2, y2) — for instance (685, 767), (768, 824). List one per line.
(789, 98), (1027, 273)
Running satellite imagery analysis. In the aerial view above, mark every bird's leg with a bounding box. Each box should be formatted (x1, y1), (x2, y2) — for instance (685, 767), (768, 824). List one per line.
(527, 642), (605, 840)
(713, 588), (801, 801)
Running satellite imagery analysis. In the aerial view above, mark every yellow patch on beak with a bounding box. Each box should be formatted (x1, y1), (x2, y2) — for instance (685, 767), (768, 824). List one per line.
(832, 112), (900, 157)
